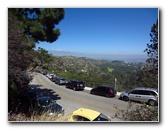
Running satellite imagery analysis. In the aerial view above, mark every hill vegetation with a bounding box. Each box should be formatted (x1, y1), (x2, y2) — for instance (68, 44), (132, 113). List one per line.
(35, 54), (157, 91)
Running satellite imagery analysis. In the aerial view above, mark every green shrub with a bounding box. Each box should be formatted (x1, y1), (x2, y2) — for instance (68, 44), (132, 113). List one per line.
(114, 102), (158, 121)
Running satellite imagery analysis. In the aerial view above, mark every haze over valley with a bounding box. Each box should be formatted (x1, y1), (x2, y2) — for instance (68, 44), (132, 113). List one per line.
(49, 50), (147, 63)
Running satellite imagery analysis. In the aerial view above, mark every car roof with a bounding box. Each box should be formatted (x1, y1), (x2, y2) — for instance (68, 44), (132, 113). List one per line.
(97, 85), (114, 88)
(71, 108), (100, 121)
(134, 87), (158, 92)
(71, 80), (83, 82)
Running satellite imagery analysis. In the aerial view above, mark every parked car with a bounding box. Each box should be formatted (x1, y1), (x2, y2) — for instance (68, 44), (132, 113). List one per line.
(68, 108), (111, 121)
(90, 86), (117, 98)
(46, 73), (55, 80)
(42, 71), (48, 75)
(55, 77), (67, 85)
(119, 87), (158, 106)
(28, 96), (64, 117)
(66, 80), (85, 91)
(51, 76), (57, 82)
(50, 76), (58, 82)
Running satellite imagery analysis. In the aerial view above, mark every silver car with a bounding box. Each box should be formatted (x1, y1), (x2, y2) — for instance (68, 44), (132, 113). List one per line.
(119, 87), (158, 106)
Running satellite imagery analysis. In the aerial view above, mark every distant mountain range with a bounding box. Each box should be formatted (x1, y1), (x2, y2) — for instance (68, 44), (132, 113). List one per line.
(49, 50), (147, 63)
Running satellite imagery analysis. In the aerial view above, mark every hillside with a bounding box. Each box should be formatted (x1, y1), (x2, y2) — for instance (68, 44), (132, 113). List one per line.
(45, 56), (146, 90)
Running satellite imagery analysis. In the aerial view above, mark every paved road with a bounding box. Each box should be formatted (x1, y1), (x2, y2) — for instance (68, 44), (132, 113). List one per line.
(30, 72), (133, 121)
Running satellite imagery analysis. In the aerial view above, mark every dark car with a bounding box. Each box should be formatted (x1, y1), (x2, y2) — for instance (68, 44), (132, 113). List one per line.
(28, 96), (64, 117)
(90, 86), (117, 98)
(51, 76), (57, 82)
(42, 71), (48, 75)
(55, 77), (67, 85)
(66, 80), (85, 91)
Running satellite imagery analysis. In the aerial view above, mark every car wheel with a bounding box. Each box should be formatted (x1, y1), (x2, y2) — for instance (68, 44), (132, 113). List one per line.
(90, 91), (94, 95)
(123, 96), (129, 101)
(105, 93), (111, 98)
(148, 100), (157, 106)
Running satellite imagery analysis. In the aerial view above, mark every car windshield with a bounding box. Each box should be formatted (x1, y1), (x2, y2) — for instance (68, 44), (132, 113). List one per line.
(93, 113), (110, 121)
(126, 89), (133, 94)
(78, 82), (84, 85)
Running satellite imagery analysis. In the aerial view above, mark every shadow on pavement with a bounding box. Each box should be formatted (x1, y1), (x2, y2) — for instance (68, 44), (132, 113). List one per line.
(8, 84), (61, 115)
(29, 84), (61, 100)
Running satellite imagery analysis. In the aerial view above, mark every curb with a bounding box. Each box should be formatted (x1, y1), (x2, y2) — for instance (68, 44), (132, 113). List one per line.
(84, 87), (121, 96)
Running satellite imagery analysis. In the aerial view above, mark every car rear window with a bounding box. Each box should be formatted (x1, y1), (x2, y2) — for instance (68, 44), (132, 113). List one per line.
(73, 115), (90, 121)
(93, 113), (110, 121)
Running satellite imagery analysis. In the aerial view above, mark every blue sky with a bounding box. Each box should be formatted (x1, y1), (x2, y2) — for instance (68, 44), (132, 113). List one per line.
(36, 8), (158, 60)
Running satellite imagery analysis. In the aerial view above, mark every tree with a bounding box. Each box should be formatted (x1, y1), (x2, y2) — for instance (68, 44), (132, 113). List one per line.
(144, 19), (158, 87)
(8, 8), (65, 91)
(8, 8), (65, 43)
(144, 19), (158, 72)
(8, 14), (34, 113)
(8, 8), (65, 114)
(32, 47), (54, 70)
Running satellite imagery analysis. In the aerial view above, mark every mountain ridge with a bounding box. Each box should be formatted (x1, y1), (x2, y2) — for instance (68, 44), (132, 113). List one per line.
(48, 55), (145, 88)
(49, 50), (147, 63)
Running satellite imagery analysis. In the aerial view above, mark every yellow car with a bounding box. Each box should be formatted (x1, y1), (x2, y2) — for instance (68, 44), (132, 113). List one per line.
(68, 108), (111, 121)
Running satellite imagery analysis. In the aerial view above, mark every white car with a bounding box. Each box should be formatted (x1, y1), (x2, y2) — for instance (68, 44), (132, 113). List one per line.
(119, 87), (158, 106)
(46, 73), (55, 79)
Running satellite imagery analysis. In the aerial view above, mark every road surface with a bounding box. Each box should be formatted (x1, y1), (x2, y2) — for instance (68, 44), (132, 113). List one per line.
(30, 72), (135, 121)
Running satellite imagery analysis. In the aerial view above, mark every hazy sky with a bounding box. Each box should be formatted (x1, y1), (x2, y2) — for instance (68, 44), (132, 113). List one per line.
(36, 8), (158, 56)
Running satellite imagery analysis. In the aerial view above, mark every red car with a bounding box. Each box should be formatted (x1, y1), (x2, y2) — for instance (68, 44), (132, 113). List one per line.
(90, 86), (117, 98)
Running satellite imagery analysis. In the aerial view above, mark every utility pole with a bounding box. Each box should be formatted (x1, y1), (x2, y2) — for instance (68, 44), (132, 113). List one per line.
(115, 78), (117, 91)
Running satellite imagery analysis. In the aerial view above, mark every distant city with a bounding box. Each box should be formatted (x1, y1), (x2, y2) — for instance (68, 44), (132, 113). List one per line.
(49, 50), (147, 63)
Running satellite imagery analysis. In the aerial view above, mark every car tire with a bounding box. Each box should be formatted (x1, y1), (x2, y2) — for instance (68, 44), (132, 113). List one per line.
(148, 99), (157, 106)
(90, 91), (93, 94)
(123, 96), (129, 101)
(105, 93), (111, 98)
